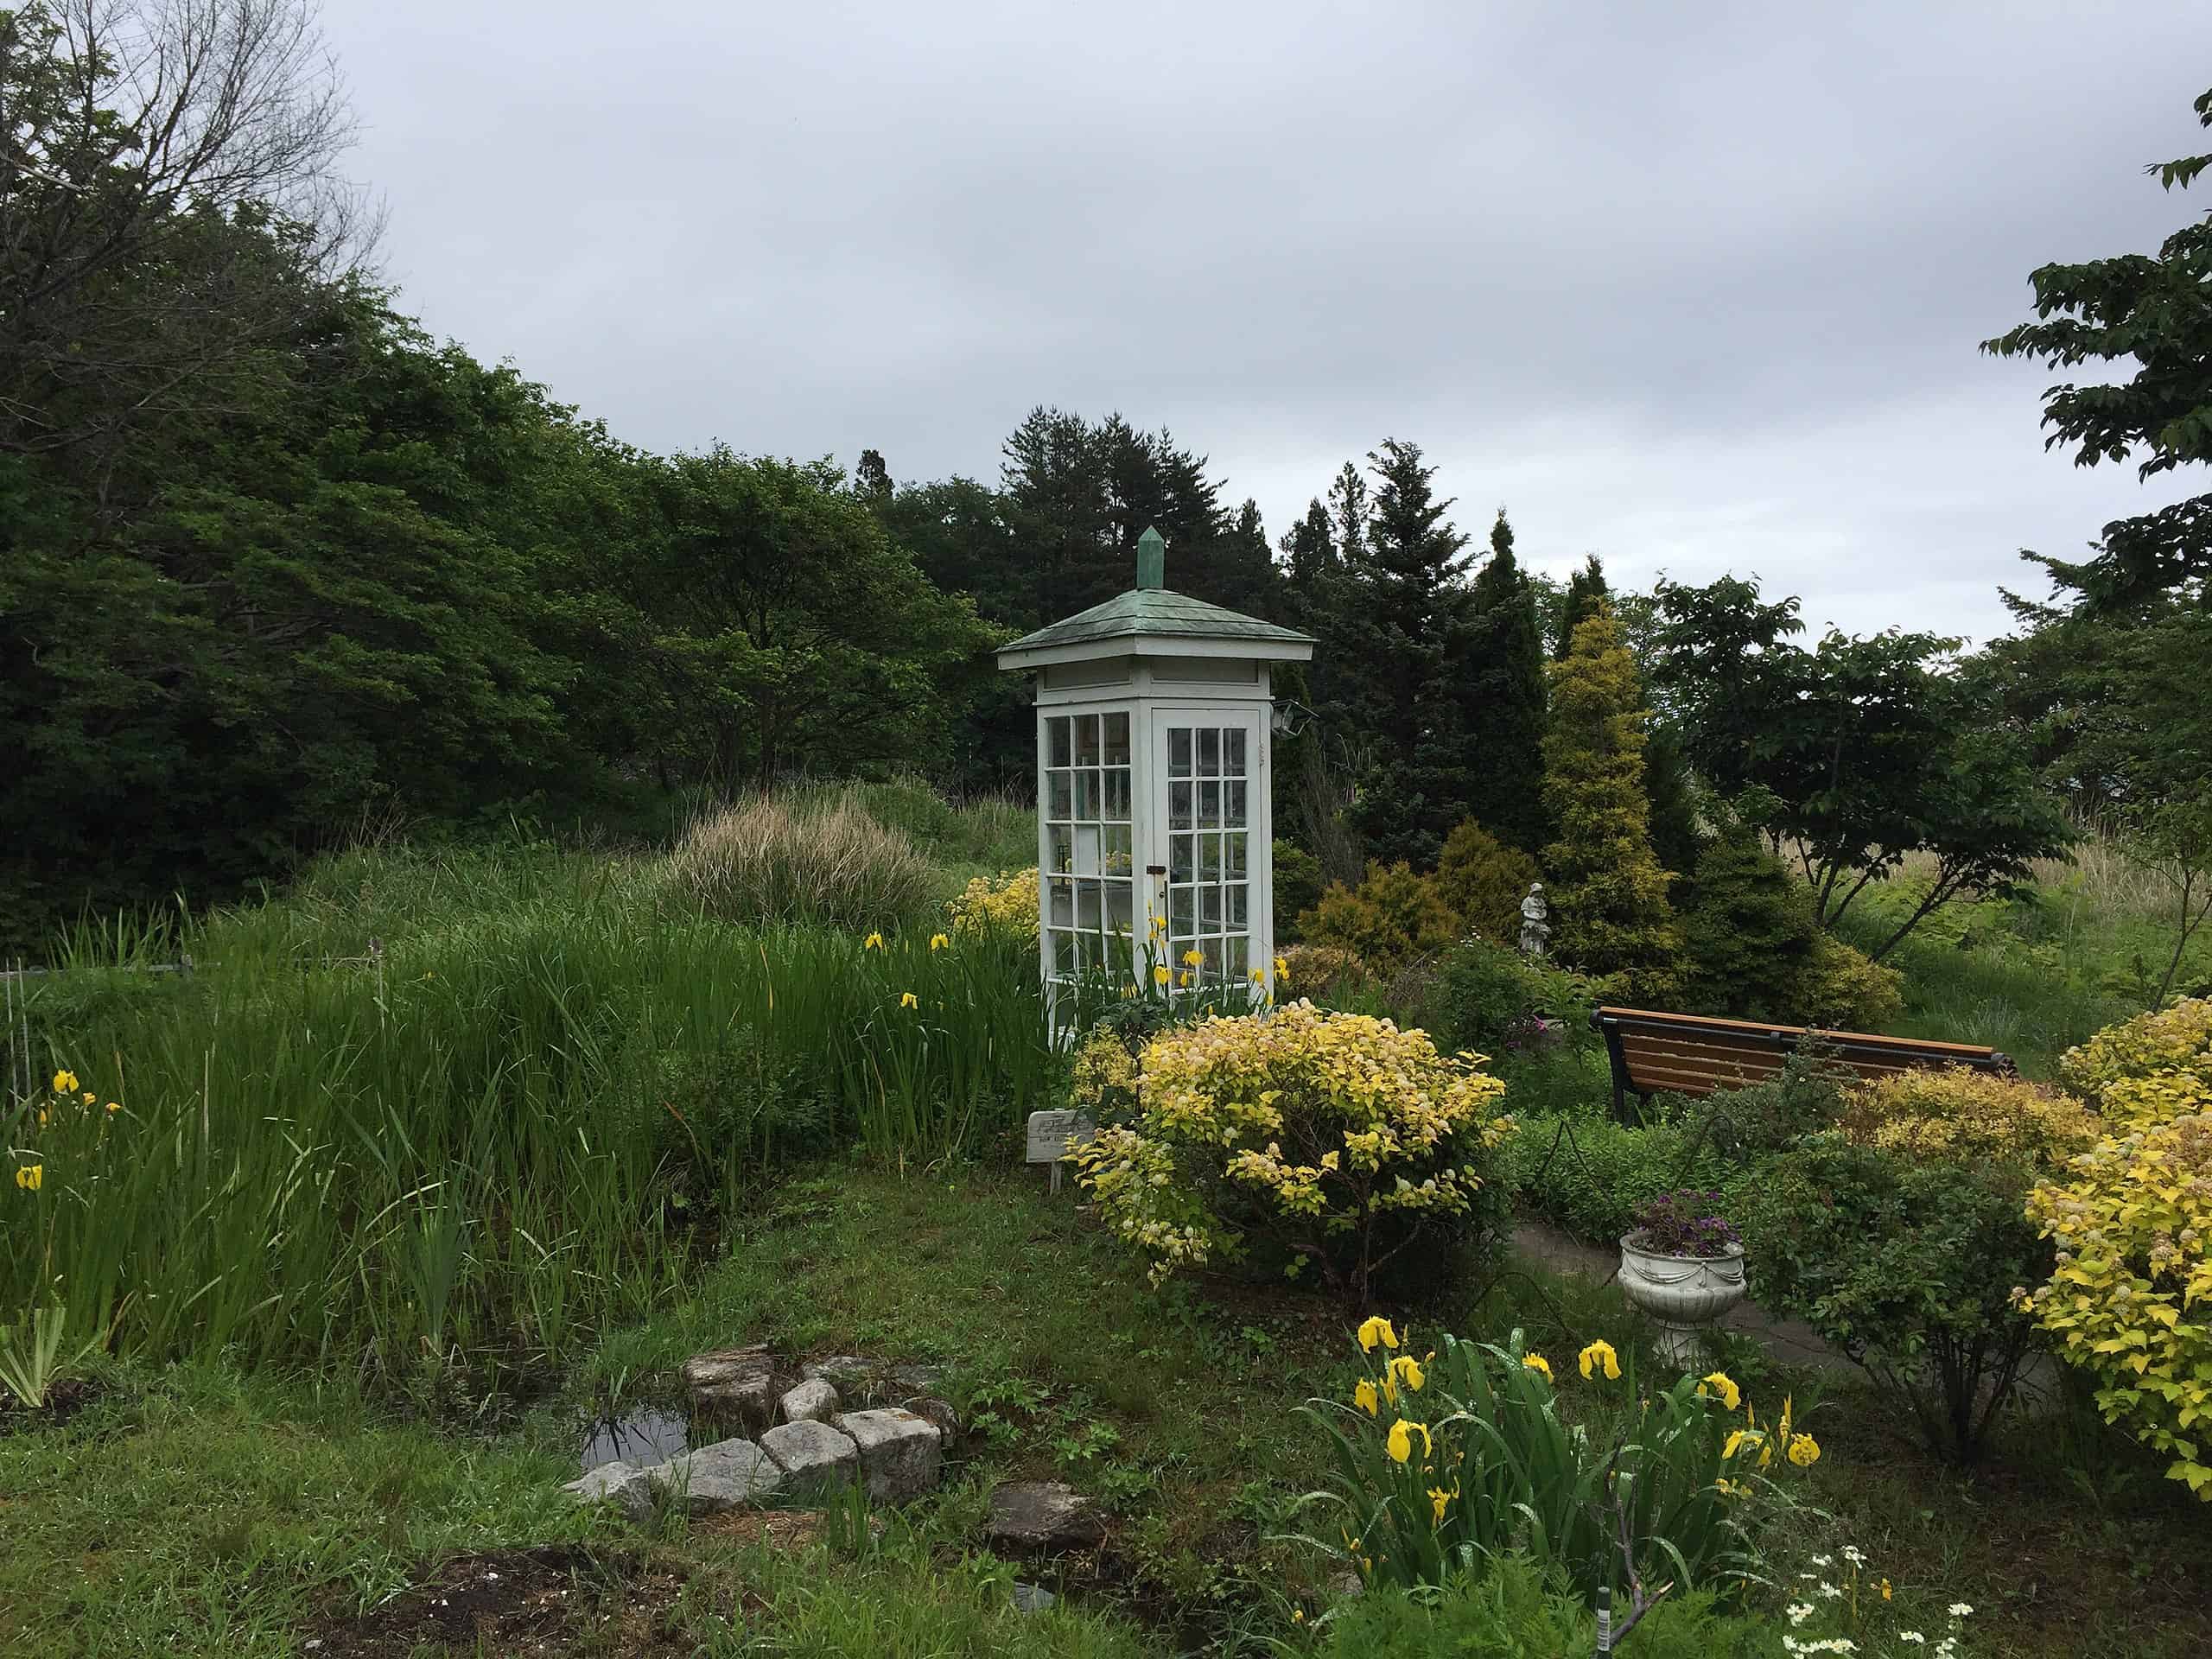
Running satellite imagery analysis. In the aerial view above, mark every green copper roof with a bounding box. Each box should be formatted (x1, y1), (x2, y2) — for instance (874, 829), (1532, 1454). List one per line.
(1000, 587), (1317, 656)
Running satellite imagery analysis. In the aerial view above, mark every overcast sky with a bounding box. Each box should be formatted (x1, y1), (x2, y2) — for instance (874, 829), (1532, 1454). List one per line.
(327, 2), (2211, 645)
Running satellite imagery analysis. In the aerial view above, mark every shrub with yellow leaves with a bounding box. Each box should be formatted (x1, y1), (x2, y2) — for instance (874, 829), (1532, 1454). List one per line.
(2023, 1110), (2212, 1499)
(946, 868), (1039, 941)
(1071, 1001), (1513, 1306)
(2058, 996), (2212, 1109)
(1835, 1066), (2101, 1167)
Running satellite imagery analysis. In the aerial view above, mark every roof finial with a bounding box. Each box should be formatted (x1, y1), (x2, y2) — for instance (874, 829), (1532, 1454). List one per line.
(1136, 526), (1165, 590)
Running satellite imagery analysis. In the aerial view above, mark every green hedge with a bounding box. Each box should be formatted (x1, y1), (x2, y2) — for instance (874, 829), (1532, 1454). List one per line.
(1508, 1111), (1742, 1243)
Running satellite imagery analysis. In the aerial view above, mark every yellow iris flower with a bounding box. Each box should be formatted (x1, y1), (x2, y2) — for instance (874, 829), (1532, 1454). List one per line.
(1427, 1486), (1451, 1525)
(1522, 1352), (1553, 1382)
(1153, 965), (1170, 986)
(1389, 1355), (1425, 1393)
(1353, 1379), (1379, 1417)
(1787, 1433), (1821, 1467)
(929, 933), (950, 950)
(1697, 1371), (1742, 1411)
(899, 991), (918, 1009)
(1357, 1316), (1399, 1353)
(53, 1070), (78, 1094)
(15, 1165), (41, 1192)
(1385, 1418), (1431, 1464)
(1182, 949), (1204, 968)
(1578, 1339), (1620, 1381)
(863, 932), (885, 950)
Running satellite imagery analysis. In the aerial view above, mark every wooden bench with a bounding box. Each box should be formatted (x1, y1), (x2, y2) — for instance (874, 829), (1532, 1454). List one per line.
(1588, 1006), (2018, 1122)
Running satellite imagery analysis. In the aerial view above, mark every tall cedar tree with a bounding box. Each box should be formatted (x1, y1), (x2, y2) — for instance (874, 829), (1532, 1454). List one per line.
(1455, 511), (1550, 853)
(1553, 555), (1611, 658)
(1541, 605), (1682, 997)
(1342, 439), (1474, 867)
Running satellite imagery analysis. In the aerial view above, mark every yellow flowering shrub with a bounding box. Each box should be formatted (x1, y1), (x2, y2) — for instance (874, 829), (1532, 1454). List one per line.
(2023, 1111), (2212, 1497)
(2059, 997), (2212, 1108)
(1071, 1001), (1513, 1306)
(2099, 1069), (2212, 1133)
(946, 868), (1039, 941)
(1835, 1067), (2101, 1168)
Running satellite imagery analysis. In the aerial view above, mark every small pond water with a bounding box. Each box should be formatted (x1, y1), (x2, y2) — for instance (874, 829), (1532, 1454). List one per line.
(579, 1407), (690, 1474)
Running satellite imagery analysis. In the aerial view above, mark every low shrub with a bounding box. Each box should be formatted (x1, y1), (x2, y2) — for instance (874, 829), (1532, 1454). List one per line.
(1071, 1003), (1513, 1306)
(1834, 1067), (2101, 1167)
(1425, 937), (1600, 1058)
(1693, 1046), (1853, 1159)
(2101, 1068), (2212, 1131)
(1276, 944), (1372, 1003)
(1510, 1112), (1739, 1243)
(2058, 995), (2212, 1106)
(2023, 1110), (2212, 1499)
(666, 794), (939, 928)
(1298, 862), (1459, 977)
(1300, 1322), (1816, 1604)
(1742, 1127), (2059, 1464)
(1434, 820), (1541, 946)
(1798, 932), (1906, 1031)
(946, 866), (1040, 941)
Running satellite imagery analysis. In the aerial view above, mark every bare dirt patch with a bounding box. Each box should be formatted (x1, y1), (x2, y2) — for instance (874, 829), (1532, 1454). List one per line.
(305, 1543), (699, 1658)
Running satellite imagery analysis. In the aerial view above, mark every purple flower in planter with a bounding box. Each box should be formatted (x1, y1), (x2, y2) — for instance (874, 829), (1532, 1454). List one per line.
(1631, 1188), (1742, 1258)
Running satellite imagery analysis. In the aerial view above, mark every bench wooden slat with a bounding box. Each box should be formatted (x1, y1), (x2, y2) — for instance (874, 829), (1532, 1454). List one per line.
(1591, 1004), (2014, 1122)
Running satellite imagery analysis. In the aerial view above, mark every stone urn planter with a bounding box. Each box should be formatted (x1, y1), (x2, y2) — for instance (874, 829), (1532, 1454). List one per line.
(1618, 1231), (1746, 1366)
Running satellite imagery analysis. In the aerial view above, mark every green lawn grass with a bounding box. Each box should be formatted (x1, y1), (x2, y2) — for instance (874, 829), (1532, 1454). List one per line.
(10, 1160), (2209, 1657)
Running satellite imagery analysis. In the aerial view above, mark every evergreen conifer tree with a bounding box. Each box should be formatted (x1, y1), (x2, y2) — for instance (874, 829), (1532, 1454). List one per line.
(1541, 605), (1682, 997)
(1554, 554), (1610, 658)
(1453, 510), (1550, 852)
(1679, 816), (1820, 1019)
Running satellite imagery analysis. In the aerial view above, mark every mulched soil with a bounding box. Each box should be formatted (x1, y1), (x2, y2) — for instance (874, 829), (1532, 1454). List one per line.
(0, 1375), (103, 1430)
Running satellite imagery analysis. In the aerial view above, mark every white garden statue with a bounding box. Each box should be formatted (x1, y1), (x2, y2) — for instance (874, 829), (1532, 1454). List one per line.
(1518, 882), (1551, 959)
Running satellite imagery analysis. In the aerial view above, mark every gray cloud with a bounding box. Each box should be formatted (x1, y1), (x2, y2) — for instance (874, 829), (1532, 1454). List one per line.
(329, 0), (2211, 643)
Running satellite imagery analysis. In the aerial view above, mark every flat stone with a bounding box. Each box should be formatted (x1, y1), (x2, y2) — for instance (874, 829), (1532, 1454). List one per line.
(760, 1419), (860, 1499)
(562, 1459), (655, 1524)
(987, 1480), (1107, 1553)
(781, 1376), (840, 1424)
(800, 1354), (879, 1387)
(836, 1408), (943, 1503)
(686, 1345), (780, 1430)
(1013, 1583), (1057, 1614)
(645, 1436), (783, 1515)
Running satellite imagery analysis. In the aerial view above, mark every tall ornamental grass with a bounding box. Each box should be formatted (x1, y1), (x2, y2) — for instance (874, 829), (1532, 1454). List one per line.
(665, 793), (942, 928)
(3, 858), (1051, 1380)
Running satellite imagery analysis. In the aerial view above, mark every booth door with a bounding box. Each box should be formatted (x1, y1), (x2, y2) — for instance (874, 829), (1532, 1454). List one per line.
(1150, 709), (1265, 993)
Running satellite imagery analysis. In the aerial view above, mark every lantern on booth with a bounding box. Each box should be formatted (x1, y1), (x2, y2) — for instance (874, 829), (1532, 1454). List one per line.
(996, 527), (1315, 1022)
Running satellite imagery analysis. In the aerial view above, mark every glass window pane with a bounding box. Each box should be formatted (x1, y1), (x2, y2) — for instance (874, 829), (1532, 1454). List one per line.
(1203, 937), (1224, 976)
(1076, 715), (1101, 766)
(1048, 824), (1074, 873)
(1103, 823), (1132, 875)
(1225, 781), (1248, 829)
(1225, 728), (1247, 776)
(1077, 881), (1103, 931)
(1103, 768), (1130, 823)
(1103, 712), (1130, 766)
(1052, 930), (1075, 974)
(1170, 781), (1192, 830)
(1171, 886), (1195, 936)
(1169, 728), (1192, 777)
(1201, 884), (1223, 929)
(1225, 830), (1247, 877)
(1105, 880), (1134, 938)
(1049, 717), (1071, 768)
(1075, 769), (1098, 820)
(1170, 833), (1194, 883)
(1048, 770), (1071, 820)
(1228, 883), (1249, 928)
(1047, 876), (1075, 928)
(1073, 823), (1100, 875)
(1198, 781), (1220, 830)
(1075, 930), (1099, 969)
(1225, 936), (1249, 977)
(1198, 834), (1220, 880)
(1198, 728), (1220, 775)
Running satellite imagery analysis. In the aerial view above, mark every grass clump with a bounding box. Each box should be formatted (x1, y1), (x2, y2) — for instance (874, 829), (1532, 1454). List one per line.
(667, 792), (941, 928)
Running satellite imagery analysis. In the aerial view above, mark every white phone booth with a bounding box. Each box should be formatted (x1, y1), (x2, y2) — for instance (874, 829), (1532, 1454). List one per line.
(996, 528), (1315, 1020)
